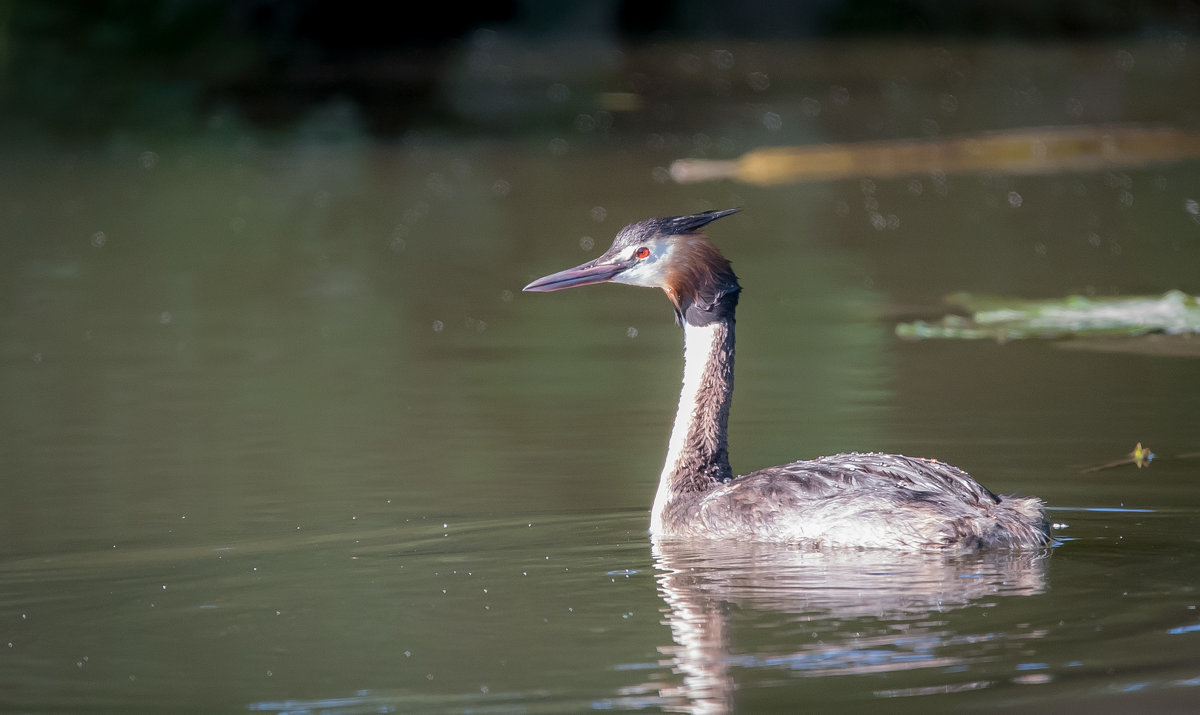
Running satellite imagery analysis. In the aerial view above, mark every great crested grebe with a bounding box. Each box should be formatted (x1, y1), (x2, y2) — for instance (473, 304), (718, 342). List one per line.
(524, 209), (1050, 550)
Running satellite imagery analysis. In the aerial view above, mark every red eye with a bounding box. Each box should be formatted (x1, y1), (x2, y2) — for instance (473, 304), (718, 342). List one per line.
(635, 247), (650, 259)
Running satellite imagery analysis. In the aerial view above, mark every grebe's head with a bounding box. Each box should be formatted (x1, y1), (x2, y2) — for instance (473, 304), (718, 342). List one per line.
(523, 208), (741, 324)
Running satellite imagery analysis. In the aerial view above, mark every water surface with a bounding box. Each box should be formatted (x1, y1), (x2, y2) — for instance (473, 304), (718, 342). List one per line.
(3, 40), (1200, 712)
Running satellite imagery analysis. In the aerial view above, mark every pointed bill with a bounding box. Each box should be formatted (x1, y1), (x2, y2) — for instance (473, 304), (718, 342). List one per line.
(522, 259), (631, 292)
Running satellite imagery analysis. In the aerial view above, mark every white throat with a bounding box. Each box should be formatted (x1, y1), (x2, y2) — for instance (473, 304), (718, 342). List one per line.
(650, 321), (724, 535)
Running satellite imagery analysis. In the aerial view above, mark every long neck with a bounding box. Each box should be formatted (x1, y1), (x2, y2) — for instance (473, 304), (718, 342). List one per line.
(650, 310), (736, 535)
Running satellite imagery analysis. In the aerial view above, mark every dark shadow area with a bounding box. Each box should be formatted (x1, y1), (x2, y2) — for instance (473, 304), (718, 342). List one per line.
(2, 0), (1197, 138)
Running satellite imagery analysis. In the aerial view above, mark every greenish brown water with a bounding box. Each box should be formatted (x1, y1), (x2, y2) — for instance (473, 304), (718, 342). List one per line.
(3, 40), (1200, 713)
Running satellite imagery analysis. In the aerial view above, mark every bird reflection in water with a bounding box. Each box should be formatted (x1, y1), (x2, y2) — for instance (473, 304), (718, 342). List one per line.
(643, 541), (1049, 714)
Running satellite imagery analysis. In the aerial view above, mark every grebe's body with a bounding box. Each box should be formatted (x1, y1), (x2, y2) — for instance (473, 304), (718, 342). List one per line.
(524, 209), (1050, 550)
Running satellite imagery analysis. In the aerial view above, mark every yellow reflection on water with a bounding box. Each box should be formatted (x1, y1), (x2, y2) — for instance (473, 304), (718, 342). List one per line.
(672, 125), (1200, 185)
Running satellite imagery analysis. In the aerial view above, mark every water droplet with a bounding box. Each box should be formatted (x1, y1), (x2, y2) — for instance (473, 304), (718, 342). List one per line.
(710, 49), (735, 70)
(1115, 49), (1135, 71)
(1185, 199), (1199, 215)
(829, 85), (850, 106)
(90, 231), (107, 248)
(801, 97), (821, 118)
(491, 179), (511, 197)
(139, 151), (159, 169)
(574, 114), (596, 133)
(938, 93), (958, 113)
(626, 326), (639, 339)
(747, 71), (770, 92)
(500, 289), (513, 303)
(159, 312), (173, 325)
(590, 206), (607, 222)
(1007, 191), (1023, 208)
(762, 112), (782, 132)
(579, 236), (595, 251)
(432, 320), (444, 333)
(549, 137), (568, 157)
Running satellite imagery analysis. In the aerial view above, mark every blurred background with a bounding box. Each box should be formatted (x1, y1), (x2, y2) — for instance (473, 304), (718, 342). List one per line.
(3, 2), (1200, 712)
(3, 0), (1200, 139)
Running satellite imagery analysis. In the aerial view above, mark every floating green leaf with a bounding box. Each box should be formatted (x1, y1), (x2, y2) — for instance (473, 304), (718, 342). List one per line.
(897, 290), (1200, 340)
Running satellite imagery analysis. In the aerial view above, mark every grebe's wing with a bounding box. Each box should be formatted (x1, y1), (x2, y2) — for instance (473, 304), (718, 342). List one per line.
(737, 452), (1002, 505)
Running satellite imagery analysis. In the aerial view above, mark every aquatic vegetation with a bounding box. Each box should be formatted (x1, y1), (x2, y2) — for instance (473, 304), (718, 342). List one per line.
(1080, 443), (1156, 473)
(896, 290), (1200, 341)
(1131, 442), (1156, 468)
